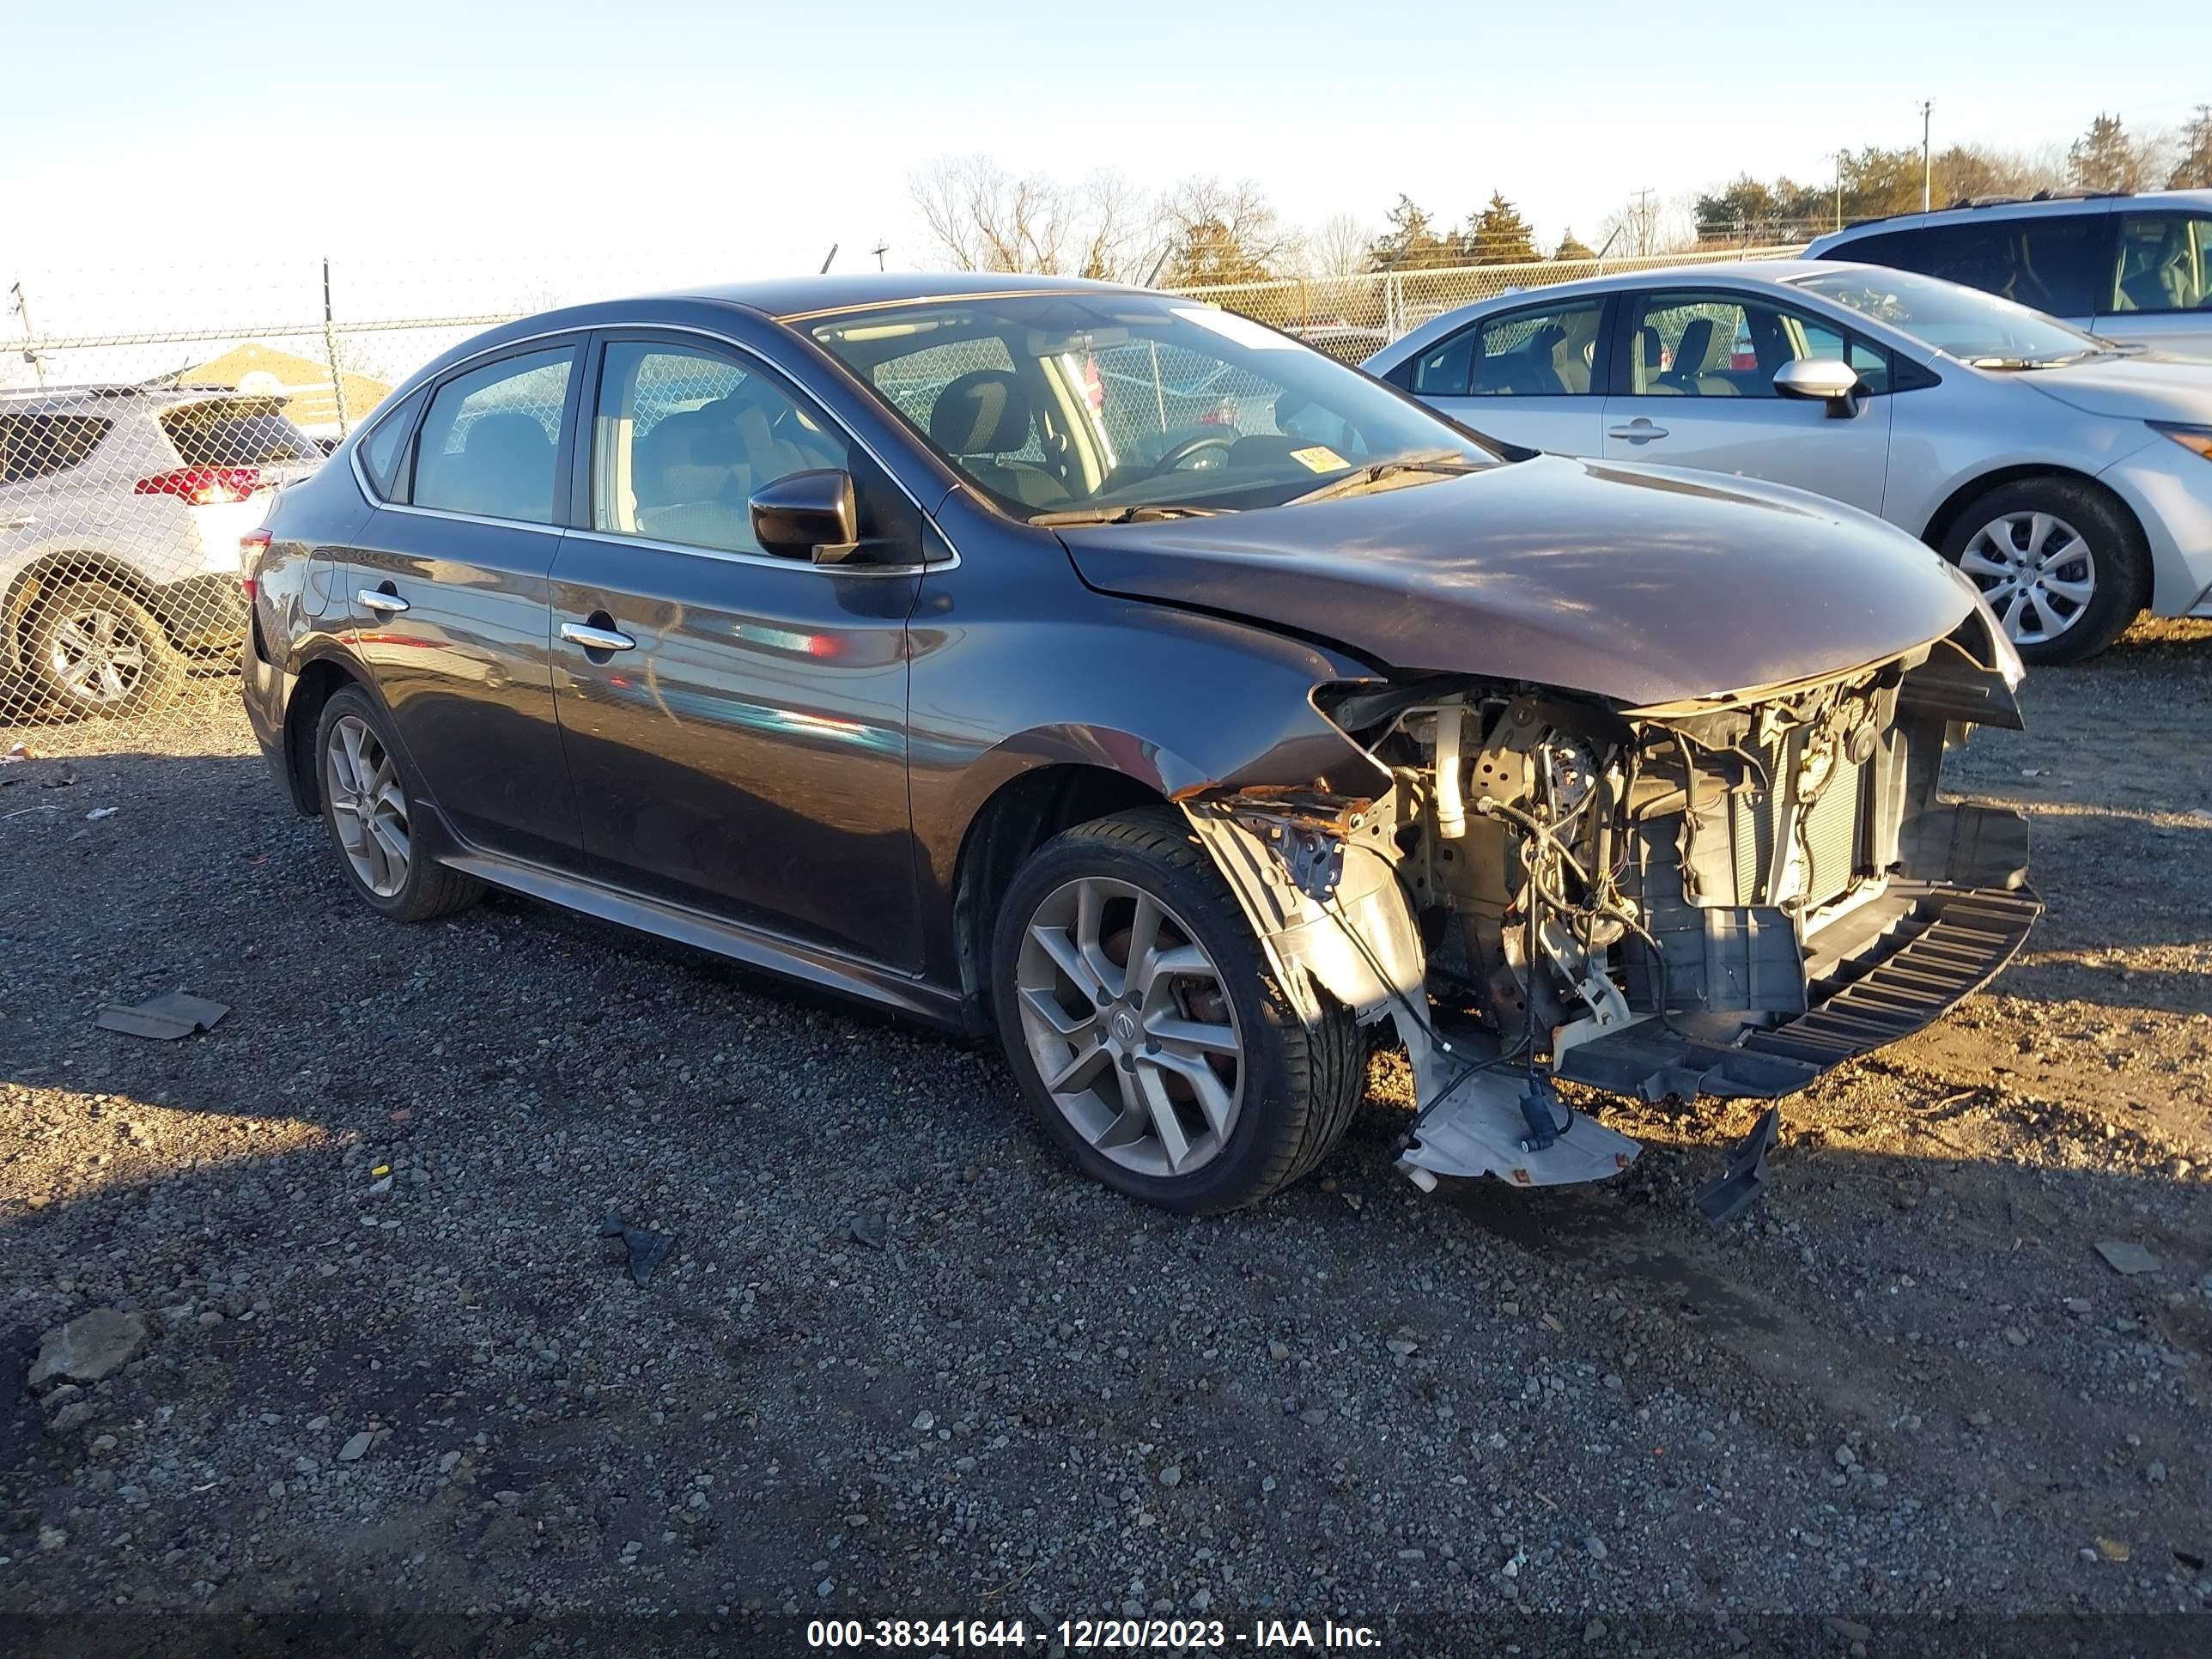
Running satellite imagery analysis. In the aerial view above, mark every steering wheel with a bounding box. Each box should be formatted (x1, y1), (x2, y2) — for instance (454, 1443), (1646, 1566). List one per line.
(1156, 432), (1235, 471)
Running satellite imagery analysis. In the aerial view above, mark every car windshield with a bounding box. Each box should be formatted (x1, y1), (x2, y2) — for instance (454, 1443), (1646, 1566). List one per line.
(1789, 268), (2104, 367)
(808, 292), (1494, 520)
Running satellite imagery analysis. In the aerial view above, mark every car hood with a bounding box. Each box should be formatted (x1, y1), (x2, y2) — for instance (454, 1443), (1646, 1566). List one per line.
(1054, 455), (1974, 707)
(2018, 353), (2212, 422)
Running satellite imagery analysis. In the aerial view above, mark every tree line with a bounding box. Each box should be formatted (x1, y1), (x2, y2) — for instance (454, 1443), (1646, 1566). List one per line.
(1698, 106), (2212, 241)
(908, 105), (2212, 287)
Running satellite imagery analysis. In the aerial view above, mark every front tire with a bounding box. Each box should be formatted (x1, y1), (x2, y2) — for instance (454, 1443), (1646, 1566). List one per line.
(1938, 477), (2148, 665)
(313, 686), (483, 923)
(990, 807), (1364, 1214)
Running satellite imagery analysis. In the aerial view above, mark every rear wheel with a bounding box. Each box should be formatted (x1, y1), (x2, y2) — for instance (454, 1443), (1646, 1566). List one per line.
(991, 807), (1364, 1213)
(314, 686), (483, 922)
(25, 580), (184, 716)
(1939, 477), (2148, 665)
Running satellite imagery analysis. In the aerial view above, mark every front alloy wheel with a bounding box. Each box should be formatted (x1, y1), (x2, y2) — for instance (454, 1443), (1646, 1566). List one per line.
(1014, 874), (1245, 1179)
(991, 808), (1365, 1213)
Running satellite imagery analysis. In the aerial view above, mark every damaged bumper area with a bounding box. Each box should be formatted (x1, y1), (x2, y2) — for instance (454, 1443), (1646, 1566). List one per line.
(1181, 634), (2040, 1195)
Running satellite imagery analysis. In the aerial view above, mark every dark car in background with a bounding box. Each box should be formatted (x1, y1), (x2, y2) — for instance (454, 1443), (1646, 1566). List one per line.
(242, 275), (2038, 1213)
(1807, 190), (2212, 361)
(3, 385), (321, 716)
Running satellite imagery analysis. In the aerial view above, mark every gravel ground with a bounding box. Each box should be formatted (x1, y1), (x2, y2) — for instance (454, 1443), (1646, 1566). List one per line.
(2, 630), (2209, 1656)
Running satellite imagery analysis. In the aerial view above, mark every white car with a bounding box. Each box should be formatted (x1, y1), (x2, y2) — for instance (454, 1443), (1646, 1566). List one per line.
(1805, 191), (2212, 362)
(1366, 261), (2212, 662)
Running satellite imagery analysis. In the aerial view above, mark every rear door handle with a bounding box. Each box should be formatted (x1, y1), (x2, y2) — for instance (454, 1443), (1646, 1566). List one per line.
(357, 589), (410, 614)
(1607, 422), (1668, 442)
(561, 620), (635, 653)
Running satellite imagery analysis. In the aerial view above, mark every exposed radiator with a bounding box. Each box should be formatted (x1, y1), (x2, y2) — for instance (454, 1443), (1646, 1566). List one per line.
(1730, 758), (1863, 912)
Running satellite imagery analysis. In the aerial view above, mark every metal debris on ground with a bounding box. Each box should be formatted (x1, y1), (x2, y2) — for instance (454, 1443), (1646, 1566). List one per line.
(1693, 1105), (1783, 1225)
(599, 1212), (678, 1286)
(85, 806), (119, 821)
(94, 992), (230, 1041)
(2094, 1240), (2161, 1276)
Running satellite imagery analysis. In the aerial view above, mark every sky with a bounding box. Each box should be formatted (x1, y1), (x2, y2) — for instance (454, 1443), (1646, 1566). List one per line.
(4, 0), (2210, 352)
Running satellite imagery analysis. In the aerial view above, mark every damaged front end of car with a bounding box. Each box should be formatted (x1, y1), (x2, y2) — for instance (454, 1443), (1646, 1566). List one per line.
(1180, 624), (2040, 1201)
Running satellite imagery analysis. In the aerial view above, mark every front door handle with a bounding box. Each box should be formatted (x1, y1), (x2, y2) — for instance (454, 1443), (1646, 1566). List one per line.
(357, 588), (410, 614)
(1607, 420), (1669, 442)
(561, 620), (636, 653)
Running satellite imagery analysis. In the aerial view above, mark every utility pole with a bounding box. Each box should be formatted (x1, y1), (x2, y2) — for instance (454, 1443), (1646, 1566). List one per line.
(1830, 151), (1844, 230)
(819, 243), (840, 275)
(320, 258), (349, 439)
(871, 240), (889, 271)
(9, 281), (46, 388)
(1919, 99), (1935, 211)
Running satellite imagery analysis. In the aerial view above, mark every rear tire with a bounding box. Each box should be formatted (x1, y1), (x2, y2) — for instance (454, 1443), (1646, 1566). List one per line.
(313, 685), (483, 923)
(1937, 477), (2148, 665)
(25, 580), (185, 717)
(990, 806), (1365, 1214)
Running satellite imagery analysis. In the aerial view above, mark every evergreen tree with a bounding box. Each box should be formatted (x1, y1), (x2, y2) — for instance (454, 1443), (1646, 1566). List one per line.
(2069, 113), (2145, 193)
(2169, 106), (2212, 189)
(1365, 195), (1461, 271)
(1466, 193), (1538, 264)
(1553, 228), (1596, 262)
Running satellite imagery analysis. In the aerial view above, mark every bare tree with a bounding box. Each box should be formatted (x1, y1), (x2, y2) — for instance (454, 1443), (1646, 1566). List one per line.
(1301, 213), (1373, 279)
(908, 155), (1072, 274)
(1598, 190), (1664, 258)
(1069, 171), (1159, 283)
(1155, 177), (1295, 287)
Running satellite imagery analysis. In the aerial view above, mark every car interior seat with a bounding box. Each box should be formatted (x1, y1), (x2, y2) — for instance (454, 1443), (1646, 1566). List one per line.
(928, 370), (1070, 507)
(447, 412), (555, 520)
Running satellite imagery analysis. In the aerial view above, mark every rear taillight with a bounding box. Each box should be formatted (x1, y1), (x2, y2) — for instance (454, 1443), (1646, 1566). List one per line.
(240, 528), (271, 600)
(136, 465), (264, 505)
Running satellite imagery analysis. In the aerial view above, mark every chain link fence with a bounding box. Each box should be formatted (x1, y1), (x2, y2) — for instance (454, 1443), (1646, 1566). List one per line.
(1, 243), (1801, 742)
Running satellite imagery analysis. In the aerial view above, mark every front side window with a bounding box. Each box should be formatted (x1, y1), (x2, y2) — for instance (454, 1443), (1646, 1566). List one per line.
(809, 294), (1492, 520)
(1791, 267), (2102, 368)
(411, 347), (575, 525)
(589, 342), (848, 554)
(1826, 215), (2106, 319)
(2109, 213), (2212, 313)
(1626, 293), (1883, 397)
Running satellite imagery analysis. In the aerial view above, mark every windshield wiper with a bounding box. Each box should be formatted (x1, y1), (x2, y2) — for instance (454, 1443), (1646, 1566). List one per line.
(1281, 453), (1485, 507)
(1964, 349), (2101, 371)
(1028, 502), (1226, 527)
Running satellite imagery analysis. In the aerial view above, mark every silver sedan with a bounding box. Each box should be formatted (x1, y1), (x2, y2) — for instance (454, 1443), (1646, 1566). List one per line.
(1366, 260), (2212, 662)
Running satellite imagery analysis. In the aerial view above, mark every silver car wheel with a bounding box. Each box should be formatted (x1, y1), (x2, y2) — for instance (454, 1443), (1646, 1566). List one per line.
(325, 714), (411, 898)
(1958, 511), (2095, 646)
(1013, 875), (1245, 1179)
(46, 606), (148, 706)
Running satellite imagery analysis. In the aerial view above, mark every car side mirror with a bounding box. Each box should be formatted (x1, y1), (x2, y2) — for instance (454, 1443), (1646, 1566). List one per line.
(750, 469), (860, 563)
(1773, 357), (1865, 417)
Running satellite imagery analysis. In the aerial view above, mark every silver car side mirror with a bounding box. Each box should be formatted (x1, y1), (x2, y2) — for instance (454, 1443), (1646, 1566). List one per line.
(1773, 357), (1865, 417)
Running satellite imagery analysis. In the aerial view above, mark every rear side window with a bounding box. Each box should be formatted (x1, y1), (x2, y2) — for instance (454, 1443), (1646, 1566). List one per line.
(1825, 215), (2106, 318)
(161, 400), (322, 466)
(356, 385), (428, 500)
(0, 414), (113, 485)
(411, 348), (576, 525)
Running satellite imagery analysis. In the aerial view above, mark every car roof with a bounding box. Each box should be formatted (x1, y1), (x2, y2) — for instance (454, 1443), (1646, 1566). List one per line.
(664, 270), (1153, 322)
(1366, 259), (1869, 368)
(1807, 187), (2212, 252)
(0, 382), (283, 415)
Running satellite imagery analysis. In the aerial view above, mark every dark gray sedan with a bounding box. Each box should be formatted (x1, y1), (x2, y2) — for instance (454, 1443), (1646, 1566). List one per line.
(243, 273), (2038, 1213)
